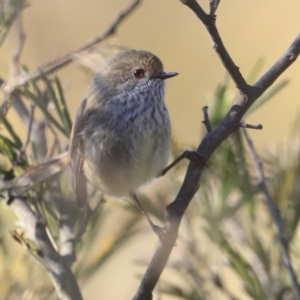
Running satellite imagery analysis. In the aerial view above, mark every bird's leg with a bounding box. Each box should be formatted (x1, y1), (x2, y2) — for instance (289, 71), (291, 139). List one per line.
(131, 194), (166, 239)
(160, 150), (207, 177)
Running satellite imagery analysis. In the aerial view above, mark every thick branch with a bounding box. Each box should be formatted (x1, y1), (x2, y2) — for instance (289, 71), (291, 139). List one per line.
(242, 128), (300, 300)
(133, 23), (300, 300)
(45, 192), (74, 268)
(50, 184), (91, 269)
(8, 194), (83, 300)
(253, 36), (300, 95)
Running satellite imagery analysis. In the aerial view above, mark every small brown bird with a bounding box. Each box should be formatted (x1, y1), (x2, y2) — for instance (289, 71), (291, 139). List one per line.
(0, 50), (205, 235)
(69, 50), (178, 234)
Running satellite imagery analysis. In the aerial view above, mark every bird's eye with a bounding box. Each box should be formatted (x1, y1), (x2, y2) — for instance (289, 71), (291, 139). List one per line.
(134, 69), (145, 78)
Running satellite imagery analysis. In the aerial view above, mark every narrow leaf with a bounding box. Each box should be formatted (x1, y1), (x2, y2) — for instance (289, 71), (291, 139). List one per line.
(1, 117), (22, 148)
(54, 76), (72, 136)
(17, 88), (68, 137)
(247, 80), (289, 115)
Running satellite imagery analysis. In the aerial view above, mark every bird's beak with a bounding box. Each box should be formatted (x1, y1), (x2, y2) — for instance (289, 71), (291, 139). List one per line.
(153, 72), (179, 80)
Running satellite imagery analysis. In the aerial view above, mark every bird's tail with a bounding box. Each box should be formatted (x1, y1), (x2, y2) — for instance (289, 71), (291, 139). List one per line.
(0, 152), (69, 192)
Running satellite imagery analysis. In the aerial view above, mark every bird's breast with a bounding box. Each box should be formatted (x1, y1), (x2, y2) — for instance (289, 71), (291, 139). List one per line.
(84, 99), (171, 197)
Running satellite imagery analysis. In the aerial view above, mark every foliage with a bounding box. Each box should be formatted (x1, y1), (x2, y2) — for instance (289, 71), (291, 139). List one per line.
(0, 0), (27, 46)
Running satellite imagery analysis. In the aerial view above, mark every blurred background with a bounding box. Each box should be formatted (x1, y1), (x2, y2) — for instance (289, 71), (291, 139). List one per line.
(1, 0), (300, 149)
(1, 0), (300, 299)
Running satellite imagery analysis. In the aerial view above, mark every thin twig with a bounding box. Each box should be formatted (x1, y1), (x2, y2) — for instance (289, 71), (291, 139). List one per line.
(242, 128), (300, 300)
(209, 0), (221, 15)
(180, 0), (248, 93)
(239, 122), (263, 130)
(12, 11), (26, 77)
(6, 8), (49, 164)
(0, 0), (142, 119)
(46, 119), (62, 158)
(16, 104), (35, 164)
(202, 106), (212, 133)
(36, 186), (59, 251)
(10, 10), (30, 124)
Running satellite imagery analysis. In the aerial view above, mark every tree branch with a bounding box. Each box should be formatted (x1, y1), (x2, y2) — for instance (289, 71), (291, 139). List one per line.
(242, 128), (300, 300)
(0, 0), (142, 118)
(209, 0), (221, 16)
(132, 1), (300, 297)
(49, 183), (91, 269)
(7, 194), (83, 300)
(239, 122), (263, 130)
(180, 0), (248, 93)
(202, 106), (212, 133)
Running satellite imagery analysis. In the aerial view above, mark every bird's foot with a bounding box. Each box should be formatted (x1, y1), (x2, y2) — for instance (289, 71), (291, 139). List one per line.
(160, 150), (207, 176)
(151, 224), (178, 245)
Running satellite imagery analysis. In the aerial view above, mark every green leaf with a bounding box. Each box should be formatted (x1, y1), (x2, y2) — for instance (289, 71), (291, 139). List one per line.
(247, 79), (289, 115)
(0, 0), (28, 47)
(54, 76), (72, 136)
(1, 117), (22, 148)
(17, 87), (68, 137)
(0, 134), (17, 161)
(211, 75), (231, 125)
(40, 74), (65, 126)
(250, 230), (271, 275)
(246, 57), (265, 84)
(161, 283), (206, 300)
(220, 237), (266, 299)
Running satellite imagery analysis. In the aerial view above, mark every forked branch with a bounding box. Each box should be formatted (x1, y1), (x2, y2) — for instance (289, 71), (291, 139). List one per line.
(132, 1), (300, 299)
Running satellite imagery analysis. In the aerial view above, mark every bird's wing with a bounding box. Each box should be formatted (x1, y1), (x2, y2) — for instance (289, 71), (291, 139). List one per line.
(69, 98), (88, 209)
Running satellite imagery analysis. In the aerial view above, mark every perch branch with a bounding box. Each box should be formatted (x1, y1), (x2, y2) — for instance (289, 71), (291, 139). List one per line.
(242, 128), (300, 300)
(132, 2), (300, 298)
